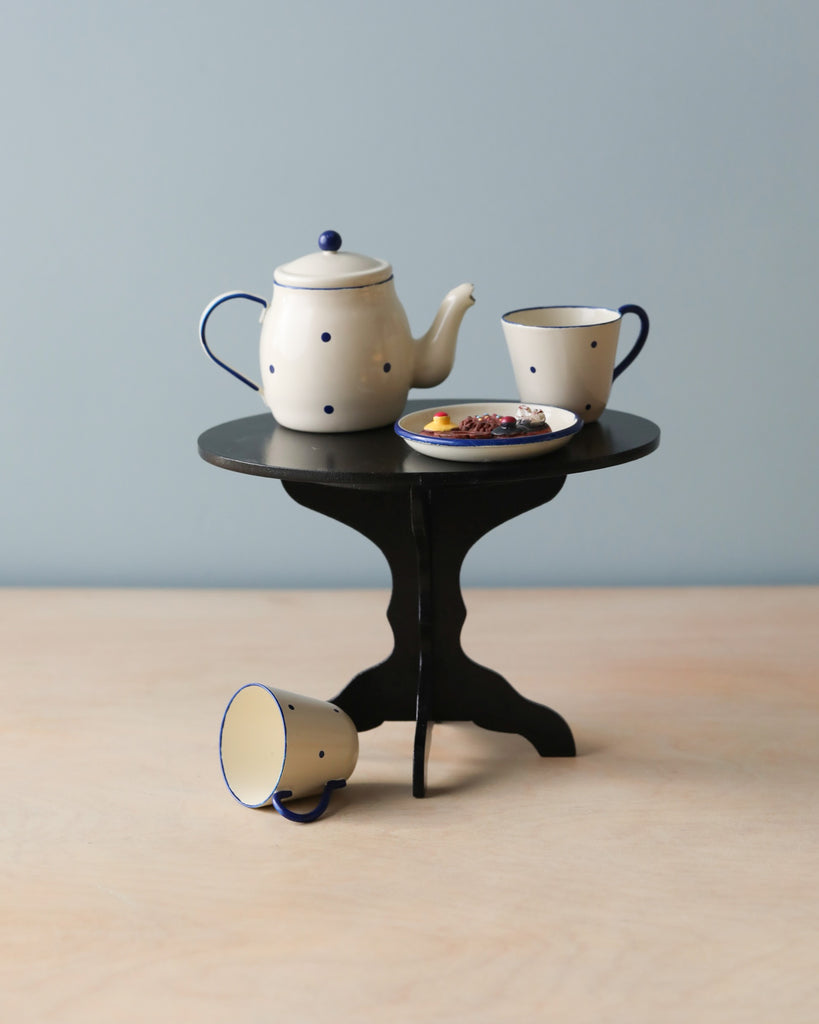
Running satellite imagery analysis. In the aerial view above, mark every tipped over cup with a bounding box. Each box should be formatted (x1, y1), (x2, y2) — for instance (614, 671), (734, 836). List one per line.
(219, 684), (358, 823)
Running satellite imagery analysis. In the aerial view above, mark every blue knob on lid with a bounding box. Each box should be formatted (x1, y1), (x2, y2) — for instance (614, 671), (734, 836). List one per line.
(318, 230), (342, 252)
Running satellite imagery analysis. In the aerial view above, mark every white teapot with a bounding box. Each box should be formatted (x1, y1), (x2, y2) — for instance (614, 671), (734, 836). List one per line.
(199, 230), (475, 432)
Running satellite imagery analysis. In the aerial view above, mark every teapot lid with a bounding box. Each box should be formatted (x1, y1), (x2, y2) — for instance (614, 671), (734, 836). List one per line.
(274, 231), (392, 289)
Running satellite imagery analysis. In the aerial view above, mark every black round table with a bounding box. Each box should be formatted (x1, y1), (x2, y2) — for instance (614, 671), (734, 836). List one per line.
(198, 400), (660, 797)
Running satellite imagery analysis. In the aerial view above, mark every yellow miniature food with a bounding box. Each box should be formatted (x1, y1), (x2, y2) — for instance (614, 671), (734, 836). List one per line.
(423, 412), (458, 432)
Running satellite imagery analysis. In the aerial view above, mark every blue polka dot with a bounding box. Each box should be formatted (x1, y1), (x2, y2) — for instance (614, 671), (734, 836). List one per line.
(269, 364), (275, 373)
(321, 332), (331, 342)
(591, 340), (598, 348)
(324, 405), (334, 414)
(383, 362), (391, 373)
(529, 366), (536, 374)
(318, 750), (325, 758)
(585, 403), (592, 410)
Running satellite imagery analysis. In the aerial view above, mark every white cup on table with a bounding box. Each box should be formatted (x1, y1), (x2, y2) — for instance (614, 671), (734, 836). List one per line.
(502, 304), (649, 423)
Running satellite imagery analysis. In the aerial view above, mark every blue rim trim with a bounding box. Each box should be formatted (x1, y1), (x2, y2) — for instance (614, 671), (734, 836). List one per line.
(218, 683), (287, 808)
(394, 411), (583, 447)
(501, 305), (621, 327)
(272, 274), (393, 292)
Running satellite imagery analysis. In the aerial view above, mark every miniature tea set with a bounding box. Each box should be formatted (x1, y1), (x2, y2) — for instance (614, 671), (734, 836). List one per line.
(201, 229), (650, 820)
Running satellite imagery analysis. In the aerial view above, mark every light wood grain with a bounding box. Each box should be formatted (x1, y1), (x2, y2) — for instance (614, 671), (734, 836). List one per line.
(1, 587), (817, 1023)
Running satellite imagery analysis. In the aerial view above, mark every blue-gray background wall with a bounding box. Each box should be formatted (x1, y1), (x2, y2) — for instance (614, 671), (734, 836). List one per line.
(2, 0), (817, 588)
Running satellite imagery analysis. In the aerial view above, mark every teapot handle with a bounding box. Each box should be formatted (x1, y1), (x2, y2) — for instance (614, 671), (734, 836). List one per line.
(198, 291), (268, 392)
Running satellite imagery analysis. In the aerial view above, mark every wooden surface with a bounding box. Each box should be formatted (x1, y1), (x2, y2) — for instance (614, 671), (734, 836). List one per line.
(1, 587), (817, 1022)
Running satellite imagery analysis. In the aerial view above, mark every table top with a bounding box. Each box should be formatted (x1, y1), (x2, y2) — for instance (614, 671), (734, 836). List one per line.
(2, 585), (816, 1023)
(198, 400), (660, 487)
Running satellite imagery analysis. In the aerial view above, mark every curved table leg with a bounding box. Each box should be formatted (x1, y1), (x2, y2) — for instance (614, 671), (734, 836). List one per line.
(283, 475), (575, 796)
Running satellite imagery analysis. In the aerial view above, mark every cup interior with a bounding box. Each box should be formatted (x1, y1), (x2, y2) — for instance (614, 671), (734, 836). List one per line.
(503, 306), (620, 329)
(220, 684), (285, 806)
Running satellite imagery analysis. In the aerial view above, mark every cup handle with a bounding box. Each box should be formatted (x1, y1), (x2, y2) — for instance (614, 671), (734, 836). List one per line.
(198, 291), (268, 392)
(272, 779), (347, 823)
(612, 303), (649, 381)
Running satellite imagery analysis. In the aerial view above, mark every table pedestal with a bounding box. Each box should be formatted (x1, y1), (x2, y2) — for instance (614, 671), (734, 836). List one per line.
(198, 404), (660, 800)
(284, 475), (575, 797)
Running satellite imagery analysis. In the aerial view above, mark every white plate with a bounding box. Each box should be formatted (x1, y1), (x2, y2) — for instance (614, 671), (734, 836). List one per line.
(394, 402), (583, 463)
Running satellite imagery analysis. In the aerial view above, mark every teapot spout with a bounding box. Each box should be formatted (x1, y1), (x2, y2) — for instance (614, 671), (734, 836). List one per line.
(412, 283), (475, 388)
